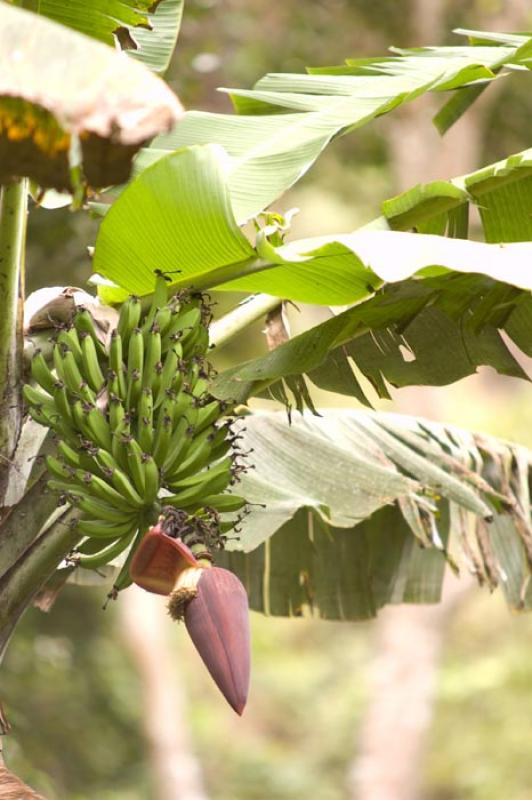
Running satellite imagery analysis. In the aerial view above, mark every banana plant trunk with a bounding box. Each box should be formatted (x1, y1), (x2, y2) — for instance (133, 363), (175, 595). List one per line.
(0, 179), (80, 689)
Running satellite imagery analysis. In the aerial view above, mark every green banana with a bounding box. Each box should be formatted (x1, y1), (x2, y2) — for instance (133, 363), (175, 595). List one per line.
(77, 535), (122, 555)
(124, 437), (146, 495)
(138, 418), (153, 455)
(154, 348), (181, 408)
(111, 427), (131, 473)
(77, 529), (136, 569)
(173, 389), (197, 428)
(143, 272), (169, 333)
(152, 415), (173, 467)
(165, 435), (213, 483)
(182, 323), (209, 359)
(109, 330), (127, 400)
(161, 415), (191, 474)
(73, 308), (106, 358)
(165, 421), (219, 479)
(27, 405), (64, 440)
(162, 307), (202, 350)
(75, 471), (138, 513)
(46, 455), (74, 481)
(57, 328), (84, 366)
(94, 449), (145, 508)
(204, 423), (234, 460)
(30, 351), (56, 395)
(164, 468), (233, 509)
(57, 440), (82, 470)
(47, 480), (96, 504)
(110, 527), (147, 596)
(71, 400), (89, 436)
(52, 344), (65, 385)
(85, 407), (112, 451)
(169, 457), (233, 491)
(23, 384), (54, 413)
(58, 348), (84, 397)
(77, 516), (138, 540)
(77, 495), (134, 524)
(200, 494), (247, 513)
(142, 327), (162, 389)
(80, 332), (105, 393)
(208, 437), (233, 462)
(25, 384), (77, 443)
(142, 454), (159, 504)
(109, 397), (126, 432)
(52, 382), (74, 427)
(152, 305), (173, 337)
(117, 295), (141, 350)
(126, 328), (144, 408)
(137, 388), (154, 451)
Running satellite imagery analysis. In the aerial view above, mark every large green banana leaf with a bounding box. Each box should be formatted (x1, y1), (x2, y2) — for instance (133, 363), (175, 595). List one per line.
(145, 29), (532, 221)
(93, 144), (532, 302)
(92, 143), (532, 407)
(217, 410), (532, 620)
(212, 146), (532, 406)
(0, 4), (182, 190)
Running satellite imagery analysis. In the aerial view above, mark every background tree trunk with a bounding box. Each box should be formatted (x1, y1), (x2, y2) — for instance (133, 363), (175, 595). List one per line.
(0, 765), (46, 800)
(348, 3), (530, 798)
(120, 586), (209, 800)
(348, 577), (472, 800)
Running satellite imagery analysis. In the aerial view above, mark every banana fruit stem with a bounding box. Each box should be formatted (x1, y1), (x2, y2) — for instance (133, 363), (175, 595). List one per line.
(210, 294), (282, 350)
(0, 179), (27, 502)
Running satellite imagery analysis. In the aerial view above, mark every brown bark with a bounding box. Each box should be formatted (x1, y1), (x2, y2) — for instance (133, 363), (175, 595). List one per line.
(0, 767), (46, 800)
(120, 586), (209, 800)
(348, 577), (472, 800)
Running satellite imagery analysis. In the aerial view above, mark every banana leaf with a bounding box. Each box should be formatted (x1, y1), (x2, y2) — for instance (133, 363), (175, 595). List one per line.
(218, 410), (532, 620)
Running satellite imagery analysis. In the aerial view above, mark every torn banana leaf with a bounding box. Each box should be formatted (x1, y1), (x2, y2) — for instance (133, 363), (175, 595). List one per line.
(218, 410), (532, 620)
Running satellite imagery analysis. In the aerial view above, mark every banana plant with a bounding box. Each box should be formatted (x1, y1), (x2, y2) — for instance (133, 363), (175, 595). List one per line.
(1, 0), (532, 782)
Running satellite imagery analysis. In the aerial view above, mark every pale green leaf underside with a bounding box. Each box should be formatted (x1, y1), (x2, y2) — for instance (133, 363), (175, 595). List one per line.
(148, 30), (532, 222)
(220, 230), (532, 302)
(94, 143), (532, 306)
(218, 410), (532, 620)
(128, 0), (184, 74)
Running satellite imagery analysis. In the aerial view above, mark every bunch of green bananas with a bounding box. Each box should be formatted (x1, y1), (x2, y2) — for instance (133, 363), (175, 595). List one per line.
(23, 274), (247, 595)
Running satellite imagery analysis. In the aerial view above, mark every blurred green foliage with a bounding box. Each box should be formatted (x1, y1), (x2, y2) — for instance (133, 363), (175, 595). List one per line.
(7, 572), (532, 799)
(426, 591), (532, 800)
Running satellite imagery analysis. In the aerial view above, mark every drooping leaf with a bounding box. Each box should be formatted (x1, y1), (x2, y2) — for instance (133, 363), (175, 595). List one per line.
(217, 410), (532, 620)
(212, 276), (530, 406)
(0, 4), (182, 190)
(142, 30), (532, 222)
